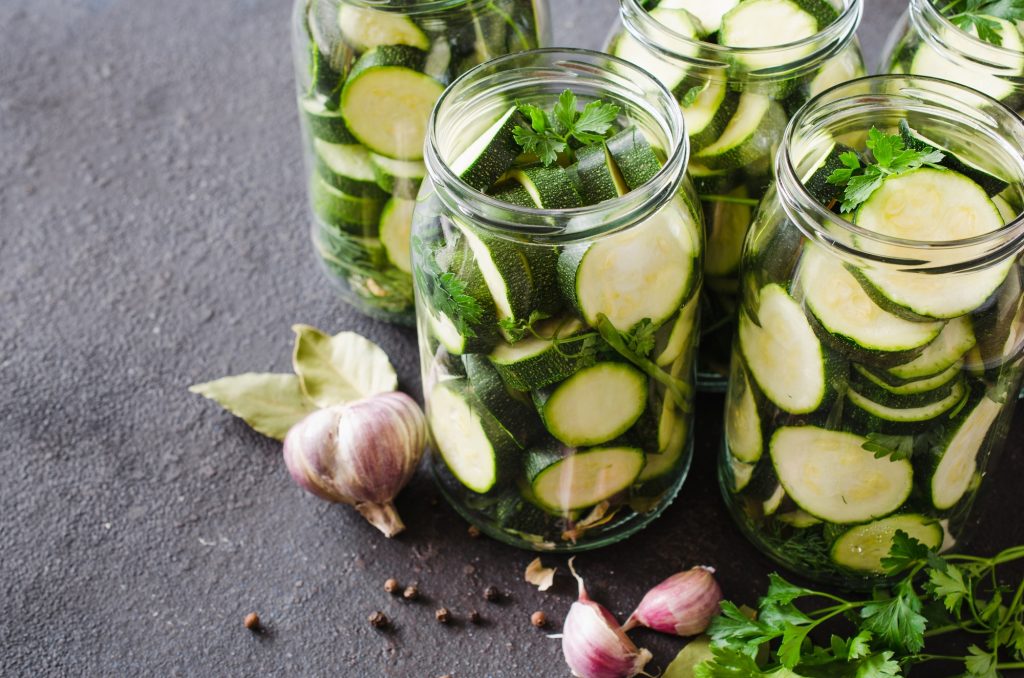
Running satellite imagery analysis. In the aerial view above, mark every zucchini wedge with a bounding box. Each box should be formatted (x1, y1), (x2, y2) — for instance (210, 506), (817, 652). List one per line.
(832, 514), (943, 574)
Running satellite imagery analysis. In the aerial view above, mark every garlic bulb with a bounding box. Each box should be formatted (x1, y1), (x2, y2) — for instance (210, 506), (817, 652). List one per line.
(283, 392), (426, 537)
(623, 566), (723, 637)
(562, 558), (652, 678)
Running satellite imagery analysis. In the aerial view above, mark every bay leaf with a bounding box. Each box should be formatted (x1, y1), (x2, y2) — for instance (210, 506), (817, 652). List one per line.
(664, 636), (713, 678)
(189, 373), (315, 441)
(292, 325), (398, 407)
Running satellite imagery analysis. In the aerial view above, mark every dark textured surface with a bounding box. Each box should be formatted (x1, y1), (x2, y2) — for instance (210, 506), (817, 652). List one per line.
(2, 0), (1020, 676)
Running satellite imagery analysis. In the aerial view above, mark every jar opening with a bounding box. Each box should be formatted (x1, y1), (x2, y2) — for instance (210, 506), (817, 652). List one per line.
(342, 0), (491, 15)
(618, 0), (862, 79)
(912, 0), (1024, 67)
(778, 75), (1024, 272)
(424, 49), (689, 244)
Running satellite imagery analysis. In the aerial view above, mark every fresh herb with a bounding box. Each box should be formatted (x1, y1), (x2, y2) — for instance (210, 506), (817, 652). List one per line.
(513, 89), (620, 167)
(699, 536), (1024, 677)
(863, 432), (917, 461)
(499, 310), (551, 343)
(412, 236), (484, 337)
(681, 83), (709, 108)
(826, 127), (945, 213)
(625, 319), (658, 358)
(699, 194), (762, 207)
(937, 0), (1024, 46)
(596, 314), (692, 412)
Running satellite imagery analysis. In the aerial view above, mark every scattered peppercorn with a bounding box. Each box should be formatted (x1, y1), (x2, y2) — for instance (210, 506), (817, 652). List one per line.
(468, 610), (482, 624)
(484, 586), (501, 602)
(531, 611), (547, 628)
(403, 585), (420, 601)
(435, 607), (452, 624)
(467, 525), (481, 538)
(369, 611), (389, 629)
(243, 612), (260, 631)
(384, 578), (400, 594)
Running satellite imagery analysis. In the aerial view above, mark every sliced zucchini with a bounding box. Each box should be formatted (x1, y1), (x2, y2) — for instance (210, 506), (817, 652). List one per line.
(776, 510), (822, 528)
(655, 294), (700, 367)
(428, 309), (495, 357)
(657, 0), (741, 35)
(450, 105), (524, 192)
(526, 444), (646, 511)
(572, 144), (628, 205)
(611, 8), (699, 93)
(369, 153), (425, 200)
(762, 485), (786, 516)
(462, 354), (539, 449)
(637, 405), (689, 484)
(727, 456), (757, 492)
(847, 379), (967, 430)
(704, 186), (752, 277)
(340, 46), (444, 161)
(455, 220), (534, 326)
(719, 0), (819, 70)
(533, 363), (648, 447)
(899, 121), (1008, 197)
(887, 317), (977, 380)
(853, 360), (963, 396)
(854, 168), (1010, 319)
(799, 141), (855, 207)
(851, 373), (964, 410)
(314, 140), (386, 198)
(770, 427), (914, 524)
(798, 243), (944, 354)
(489, 183), (537, 208)
(923, 396), (1001, 510)
(689, 162), (740, 195)
(488, 317), (592, 391)
(695, 95), (785, 170)
(605, 127), (664, 191)
(739, 284), (827, 415)
(310, 174), (385, 234)
(807, 48), (866, 99)
(300, 96), (357, 144)
(909, 18), (1024, 102)
(725, 360), (763, 463)
(505, 166), (582, 209)
(558, 195), (698, 329)
(428, 379), (518, 494)
(379, 198), (414, 273)
(337, 5), (430, 52)
(831, 514), (943, 574)
(682, 81), (741, 152)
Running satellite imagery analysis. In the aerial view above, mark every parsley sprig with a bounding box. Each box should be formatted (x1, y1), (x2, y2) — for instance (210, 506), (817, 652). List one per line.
(512, 90), (620, 167)
(826, 127), (945, 213)
(937, 0), (1024, 46)
(695, 535), (1024, 677)
(411, 236), (483, 338)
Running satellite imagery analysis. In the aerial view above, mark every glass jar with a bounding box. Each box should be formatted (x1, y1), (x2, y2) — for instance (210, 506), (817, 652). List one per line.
(607, 0), (864, 390)
(291, 0), (549, 325)
(413, 49), (703, 551)
(720, 76), (1024, 587)
(883, 0), (1024, 115)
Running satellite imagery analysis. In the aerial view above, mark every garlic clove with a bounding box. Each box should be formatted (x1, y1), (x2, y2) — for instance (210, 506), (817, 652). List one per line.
(623, 566), (723, 637)
(562, 558), (653, 678)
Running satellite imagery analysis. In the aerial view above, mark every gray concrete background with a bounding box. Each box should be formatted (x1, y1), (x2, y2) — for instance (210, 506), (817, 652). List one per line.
(2, 1), (1015, 676)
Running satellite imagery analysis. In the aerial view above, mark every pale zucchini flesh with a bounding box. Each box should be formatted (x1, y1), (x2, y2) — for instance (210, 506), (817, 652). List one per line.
(930, 397), (1001, 510)
(831, 514), (943, 574)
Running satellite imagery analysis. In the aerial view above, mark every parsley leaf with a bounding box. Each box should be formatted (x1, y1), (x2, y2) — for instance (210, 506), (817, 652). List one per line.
(881, 529), (935, 573)
(860, 579), (927, 654)
(862, 432), (917, 462)
(512, 89), (620, 166)
(412, 237), (483, 338)
(498, 310), (551, 343)
(854, 651), (901, 678)
(763, 573), (812, 606)
(826, 126), (945, 212)
(941, 0), (1024, 46)
(926, 564), (970, 615)
(625, 319), (658, 358)
(965, 645), (998, 678)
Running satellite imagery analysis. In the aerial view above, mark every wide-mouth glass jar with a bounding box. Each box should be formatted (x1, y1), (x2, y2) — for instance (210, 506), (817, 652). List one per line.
(883, 0), (1024, 115)
(606, 0), (864, 390)
(291, 0), (549, 325)
(720, 76), (1024, 587)
(413, 49), (704, 551)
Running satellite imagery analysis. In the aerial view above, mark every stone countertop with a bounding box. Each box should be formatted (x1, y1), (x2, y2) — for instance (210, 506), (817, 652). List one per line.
(3, 0), (1020, 675)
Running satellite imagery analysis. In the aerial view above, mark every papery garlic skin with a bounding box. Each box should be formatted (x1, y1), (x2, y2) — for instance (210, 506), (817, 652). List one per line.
(283, 392), (426, 537)
(562, 559), (653, 678)
(623, 566), (723, 637)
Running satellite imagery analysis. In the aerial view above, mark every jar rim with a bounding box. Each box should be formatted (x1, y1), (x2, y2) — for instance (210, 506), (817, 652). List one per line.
(617, 0), (862, 77)
(341, 0), (490, 14)
(911, 0), (1024, 64)
(424, 48), (690, 244)
(778, 75), (1024, 267)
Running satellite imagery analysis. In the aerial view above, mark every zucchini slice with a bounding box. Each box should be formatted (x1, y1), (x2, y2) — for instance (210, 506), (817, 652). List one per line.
(455, 220), (535, 326)
(854, 168), (1010, 319)
(379, 197), (415, 273)
(505, 166), (583, 209)
(314, 140), (386, 198)
(611, 8), (699, 93)
(462, 354), (539, 449)
(340, 46), (444, 161)
(655, 293), (700, 367)
(300, 96), (357, 144)
(558, 195), (698, 329)
(428, 379), (518, 494)
(310, 174), (385, 234)
(488, 317), (592, 391)
(489, 183), (536, 208)
(886, 317), (977, 380)
(799, 141), (855, 207)
(924, 396), (1001, 510)
(704, 186), (753, 277)
(725, 360), (763, 463)
(853, 360), (963, 396)
(909, 18), (1024, 102)
(847, 379), (967, 429)
(605, 127), (664, 191)
(798, 244), (944, 354)
(695, 95), (785, 170)
(533, 363), (648, 447)
(831, 514), (943, 574)
(682, 81), (741, 152)
(739, 284), (827, 415)
(450, 105), (524, 192)
(899, 121), (1008, 197)
(526, 444), (646, 511)
(637, 405), (689, 484)
(369, 153), (425, 200)
(719, 0), (819, 70)
(770, 426), (914, 524)
(727, 456), (757, 493)
(337, 5), (430, 52)
(807, 49), (866, 99)
(657, 0), (741, 35)
(572, 144), (628, 205)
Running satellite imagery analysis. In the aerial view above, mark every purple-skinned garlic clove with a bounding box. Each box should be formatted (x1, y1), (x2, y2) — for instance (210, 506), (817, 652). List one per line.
(623, 566), (723, 637)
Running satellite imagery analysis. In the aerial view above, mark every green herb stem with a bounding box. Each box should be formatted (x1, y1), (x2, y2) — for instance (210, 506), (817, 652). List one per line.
(595, 314), (692, 412)
(700, 194), (761, 207)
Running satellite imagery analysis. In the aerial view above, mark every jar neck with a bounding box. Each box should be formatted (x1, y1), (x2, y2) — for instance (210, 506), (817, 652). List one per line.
(910, 0), (1024, 74)
(618, 0), (862, 82)
(777, 76), (1024, 272)
(424, 48), (688, 245)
